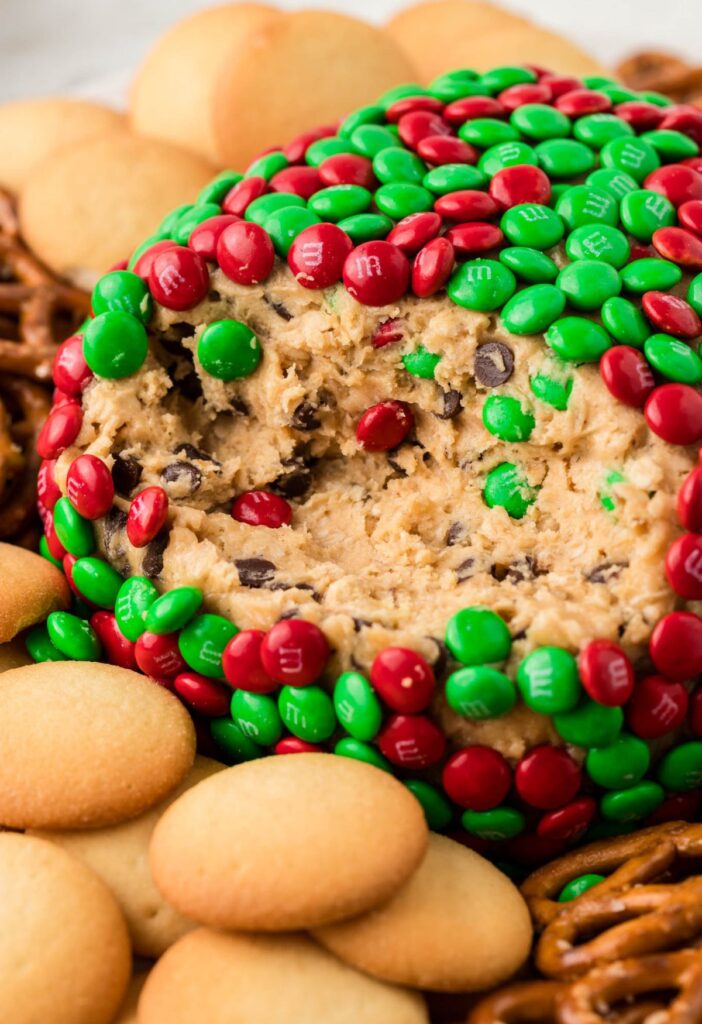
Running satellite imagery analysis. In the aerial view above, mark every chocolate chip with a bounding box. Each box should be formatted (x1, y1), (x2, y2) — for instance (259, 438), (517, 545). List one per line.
(162, 462), (202, 494)
(353, 617), (372, 632)
(178, 369), (204, 402)
(102, 507), (127, 550)
(425, 636), (450, 678)
(173, 442), (220, 465)
(278, 608), (299, 620)
(229, 395), (250, 416)
(456, 557), (475, 582)
(505, 556), (541, 584)
(235, 557), (277, 588)
(142, 530), (170, 578)
(291, 401), (321, 431)
(436, 389), (463, 420)
(265, 297), (293, 321)
(270, 582), (321, 602)
(586, 560), (629, 584)
(111, 454), (143, 497)
(474, 341), (514, 387)
(271, 464), (312, 499)
(446, 522), (464, 546)
(387, 456), (408, 477)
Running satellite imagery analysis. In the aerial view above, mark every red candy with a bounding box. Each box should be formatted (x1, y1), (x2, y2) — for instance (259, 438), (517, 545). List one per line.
(677, 466), (702, 532)
(188, 214), (240, 260)
(539, 75), (581, 98)
(36, 401), (82, 460)
(417, 135), (477, 166)
(270, 165), (323, 198)
(379, 714), (446, 769)
(679, 200), (702, 236)
(555, 89), (611, 117)
(66, 454), (115, 520)
(445, 222), (503, 255)
(434, 190), (499, 221)
(288, 223), (353, 289)
(217, 220), (275, 286)
(691, 687), (702, 736)
(283, 124), (336, 164)
(515, 746), (581, 810)
(371, 317), (404, 348)
(356, 400), (414, 451)
(443, 97), (505, 124)
(397, 110), (452, 150)
(647, 790), (702, 825)
(387, 211), (442, 253)
(489, 164), (551, 208)
(149, 246), (209, 310)
(442, 746), (511, 811)
(231, 490), (292, 528)
(578, 639), (634, 707)
(645, 384), (702, 445)
(37, 459), (60, 513)
(412, 237), (455, 298)
(599, 345), (655, 408)
(651, 226), (702, 269)
(260, 619), (329, 686)
(343, 240), (410, 305)
(626, 675), (688, 739)
(666, 532), (702, 599)
(132, 239), (177, 280)
(318, 154), (375, 189)
(274, 737), (322, 754)
(44, 515), (67, 560)
(660, 105), (702, 146)
(649, 611), (702, 680)
(90, 611), (137, 671)
(369, 647), (435, 713)
(537, 797), (597, 843)
(645, 164), (702, 207)
(222, 176), (268, 217)
(386, 96), (445, 122)
(222, 629), (276, 693)
(499, 83), (552, 110)
(173, 671), (231, 717)
(126, 486), (169, 548)
(135, 631), (186, 679)
(62, 553), (82, 600)
(52, 334), (92, 396)
(615, 101), (664, 131)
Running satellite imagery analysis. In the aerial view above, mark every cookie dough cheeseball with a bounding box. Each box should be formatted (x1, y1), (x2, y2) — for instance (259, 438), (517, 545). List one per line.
(37, 63), (702, 862)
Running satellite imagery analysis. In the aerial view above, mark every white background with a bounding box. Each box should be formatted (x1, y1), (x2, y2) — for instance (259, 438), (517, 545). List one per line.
(0, 0), (700, 104)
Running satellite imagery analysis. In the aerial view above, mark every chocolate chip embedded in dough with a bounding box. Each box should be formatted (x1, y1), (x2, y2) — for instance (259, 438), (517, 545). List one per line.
(425, 636), (449, 678)
(111, 454), (143, 497)
(229, 396), (250, 416)
(162, 461), (203, 495)
(474, 341), (514, 387)
(235, 558), (277, 588)
(446, 522), (464, 546)
(178, 369), (204, 402)
(291, 401), (321, 431)
(271, 463), (312, 499)
(387, 456), (408, 478)
(456, 557), (475, 582)
(505, 556), (542, 584)
(173, 443), (220, 465)
(278, 607), (299, 621)
(586, 560), (629, 584)
(102, 507), (127, 549)
(265, 297), (294, 321)
(353, 617), (372, 632)
(436, 389), (463, 420)
(142, 530), (170, 578)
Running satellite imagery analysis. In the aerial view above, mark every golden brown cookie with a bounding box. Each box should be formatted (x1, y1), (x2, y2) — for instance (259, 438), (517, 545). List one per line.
(19, 133), (214, 282)
(313, 833), (532, 992)
(0, 661), (196, 829)
(138, 929), (429, 1024)
(33, 756), (224, 957)
(0, 541), (69, 643)
(212, 11), (418, 169)
(0, 98), (126, 193)
(0, 635), (32, 672)
(130, 4), (282, 163)
(0, 832), (131, 1024)
(150, 753), (428, 931)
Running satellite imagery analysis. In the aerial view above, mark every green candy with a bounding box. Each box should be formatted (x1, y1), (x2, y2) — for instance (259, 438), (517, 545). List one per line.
(52, 497), (95, 557)
(549, 183), (571, 207)
(558, 874), (605, 902)
(25, 623), (69, 662)
(309, 185), (371, 221)
(554, 698), (623, 748)
(423, 163), (487, 194)
(620, 189), (676, 241)
(428, 70), (481, 102)
(620, 258), (682, 293)
(334, 738), (391, 772)
(480, 65), (536, 92)
(499, 247), (558, 283)
(374, 182), (434, 219)
(374, 146), (427, 185)
(658, 742), (702, 791)
(405, 780), (453, 830)
(265, 206), (320, 256)
(586, 733), (650, 789)
(178, 614), (238, 679)
(500, 203), (564, 249)
(445, 665), (516, 719)
(598, 84), (639, 105)
(245, 192), (305, 226)
(641, 128), (699, 160)
(688, 274), (702, 317)
(305, 137), (357, 166)
(245, 150), (288, 180)
(231, 690), (282, 747)
(478, 141), (538, 177)
(337, 213), (394, 242)
(39, 535), (63, 570)
(600, 469), (625, 513)
(83, 310), (148, 379)
(556, 260), (621, 311)
(350, 124), (398, 159)
(462, 806), (525, 841)
(482, 395), (535, 442)
(197, 171), (242, 205)
(536, 139), (596, 178)
(47, 611), (101, 661)
(403, 345), (441, 379)
(157, 203), (191, 238)
(379, 83), (428, 109)
(128, 234), (161, 270)
(586, 167), (639, 199)
(644, 334), (702, 384)
(530, 372), (572, 410)
(517, 646), (580, 715)
(279, 685), (336, 742)
(501, 283), (565, 334)
(71, 557), (123, 608)
(198, 320), (261, 380)
(600, 136), (660, 182)
(447, 259), (516, 311)
(333, 671), (383, 741)
(510, 103), (570, 140)
(172, 203), (222, 245)
(145, 586), (203, 634)
(582, 76), (618, 89)
(483, 462), (538, 518)
(601, 296), (651, 347)
(445, 606), (511, 666)
(573, 113), (634, 149)
(339, 104), (385, 138)
(92, 270), (153, 323)
(600, 782), (664, 823)
(459, 118), (520, 147)
(565, 225), (630, 268)
(210, 718), (262, 762)
(640, 91), (674, 107)
(115, 576), (158, 641)
(555, 185), (618, 231)
(546, 317), (611, 362)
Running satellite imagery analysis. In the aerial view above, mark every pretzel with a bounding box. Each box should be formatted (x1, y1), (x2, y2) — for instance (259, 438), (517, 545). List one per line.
(467, 980), (565, 1023)
(616, 52), (702, 106)
(0, 373), (50, 545)
(521, 822), (702, 927)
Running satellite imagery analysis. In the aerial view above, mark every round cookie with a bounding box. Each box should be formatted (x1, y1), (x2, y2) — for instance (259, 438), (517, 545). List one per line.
(212, 11), (418, 169)
(130, 4), (281, 164)
(138, 929), (428, 1024)
(0, 97), (126, 192)
(0, 832), (131, 1024)
(314, 833), (532, 992)
(0, 636), (33, 672)
(0, 542), (69, 643)
(150, 753), (428, 931)
(0, 661), (195, 829)
(19, 133), (214, 281)
(32, 756), (223, 957)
